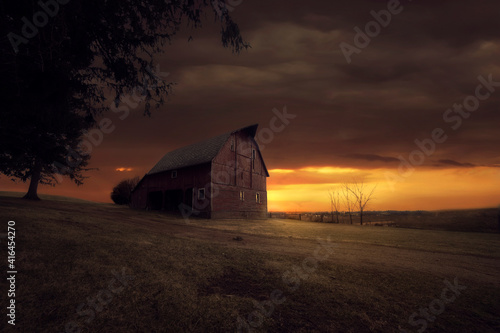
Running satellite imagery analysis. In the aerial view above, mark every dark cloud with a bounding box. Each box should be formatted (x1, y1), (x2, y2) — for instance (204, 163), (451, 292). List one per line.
(344, 154), (399, 163)
(437, 159), (476, 168)
(93, 0), (500, 175)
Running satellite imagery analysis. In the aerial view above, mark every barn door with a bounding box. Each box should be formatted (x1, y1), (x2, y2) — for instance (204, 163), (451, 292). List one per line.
(184, 188), (193, 209)
(147, 191), (163, 210)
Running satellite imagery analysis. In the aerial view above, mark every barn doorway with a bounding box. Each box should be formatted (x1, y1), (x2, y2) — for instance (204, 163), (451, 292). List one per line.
(148, 191), (163, 210)
(164, 189), (183, 211)
(184, 188), (193, 209)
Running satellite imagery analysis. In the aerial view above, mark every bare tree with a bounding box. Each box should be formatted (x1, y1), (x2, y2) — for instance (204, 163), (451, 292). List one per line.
(346, 180), (376, 225)
(341, 183), (355, 224)
(328, 189), (341, 223)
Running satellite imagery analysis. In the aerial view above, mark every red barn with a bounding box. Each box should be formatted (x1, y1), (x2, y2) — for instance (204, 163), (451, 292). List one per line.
(131, 124), (269, 219)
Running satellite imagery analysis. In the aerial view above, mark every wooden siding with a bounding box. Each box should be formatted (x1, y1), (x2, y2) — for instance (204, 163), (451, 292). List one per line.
(131, 163), (212, 217)
(211, 132), (268, 219)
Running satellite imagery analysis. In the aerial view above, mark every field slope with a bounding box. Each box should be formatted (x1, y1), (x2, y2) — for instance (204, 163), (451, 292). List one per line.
(0, 194), (499, 332)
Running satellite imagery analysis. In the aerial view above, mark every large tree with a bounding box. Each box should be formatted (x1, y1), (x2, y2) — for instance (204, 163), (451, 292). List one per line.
(0, 0), (247, 199)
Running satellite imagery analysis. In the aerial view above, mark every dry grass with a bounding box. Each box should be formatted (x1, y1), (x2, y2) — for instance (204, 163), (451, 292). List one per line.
(0, 193), (499, 332)
(184, 216), (500, 258)
(272, 209), (499, 233)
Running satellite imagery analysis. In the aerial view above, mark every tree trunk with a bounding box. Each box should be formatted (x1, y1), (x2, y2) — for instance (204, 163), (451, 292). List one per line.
(360, 211), (363, 225)
(23, 160), (42, 200)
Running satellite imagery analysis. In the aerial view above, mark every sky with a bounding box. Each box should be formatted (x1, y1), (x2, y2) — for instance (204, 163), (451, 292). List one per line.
(2, 0), (500, 211)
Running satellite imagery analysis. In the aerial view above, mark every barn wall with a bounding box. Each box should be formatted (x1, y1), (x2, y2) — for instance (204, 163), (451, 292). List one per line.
(211, 184), (268, 219)
(130, 163), (212, 217)
(211, 131), (268, 219)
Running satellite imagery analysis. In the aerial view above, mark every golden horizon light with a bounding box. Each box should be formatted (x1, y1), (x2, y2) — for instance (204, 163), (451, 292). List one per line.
(298, 166), (360, 174)
(267, 165), (500, 212)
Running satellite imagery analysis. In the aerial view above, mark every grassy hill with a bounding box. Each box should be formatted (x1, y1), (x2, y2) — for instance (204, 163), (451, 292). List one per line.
(0, 194), (499, 332)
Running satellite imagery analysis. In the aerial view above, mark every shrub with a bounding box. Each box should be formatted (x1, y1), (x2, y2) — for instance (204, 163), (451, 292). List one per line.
(111, 176), (140, 205)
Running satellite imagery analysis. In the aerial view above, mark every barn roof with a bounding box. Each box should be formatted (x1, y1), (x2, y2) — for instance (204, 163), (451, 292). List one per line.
(147, 124), (261, 176)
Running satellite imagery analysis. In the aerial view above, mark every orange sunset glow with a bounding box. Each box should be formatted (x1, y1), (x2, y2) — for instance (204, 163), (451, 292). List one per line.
(267, 167), (500, 212)
(2, 163), (498, 213)
(115, 167), (134, 172)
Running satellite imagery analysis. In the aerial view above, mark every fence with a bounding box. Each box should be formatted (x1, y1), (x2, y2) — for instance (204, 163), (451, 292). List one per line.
(268, 212), (395, 226)
(268, 212), (337, 222)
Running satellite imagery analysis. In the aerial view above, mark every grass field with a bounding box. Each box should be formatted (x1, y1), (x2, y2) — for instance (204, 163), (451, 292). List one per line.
(271, 209), (499, 233)
(0, 192), (499, 332)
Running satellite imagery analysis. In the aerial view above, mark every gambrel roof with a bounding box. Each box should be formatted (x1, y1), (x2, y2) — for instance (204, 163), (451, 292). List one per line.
(147, 124), (268, 176)
(147, 131), (230, 175)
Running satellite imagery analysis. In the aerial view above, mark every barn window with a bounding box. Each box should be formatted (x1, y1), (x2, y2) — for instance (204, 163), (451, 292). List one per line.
(171, 170), (177, 178)
(198, 188), (205, 200)
(239, 191), (245, 201)
(252, 149), (256, 170)
(230, 139), (235, 151)
(256, 192), (261, 203)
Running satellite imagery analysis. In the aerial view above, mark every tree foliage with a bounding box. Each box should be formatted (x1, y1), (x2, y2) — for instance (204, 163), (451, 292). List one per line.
(0, 0), (247, 199)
